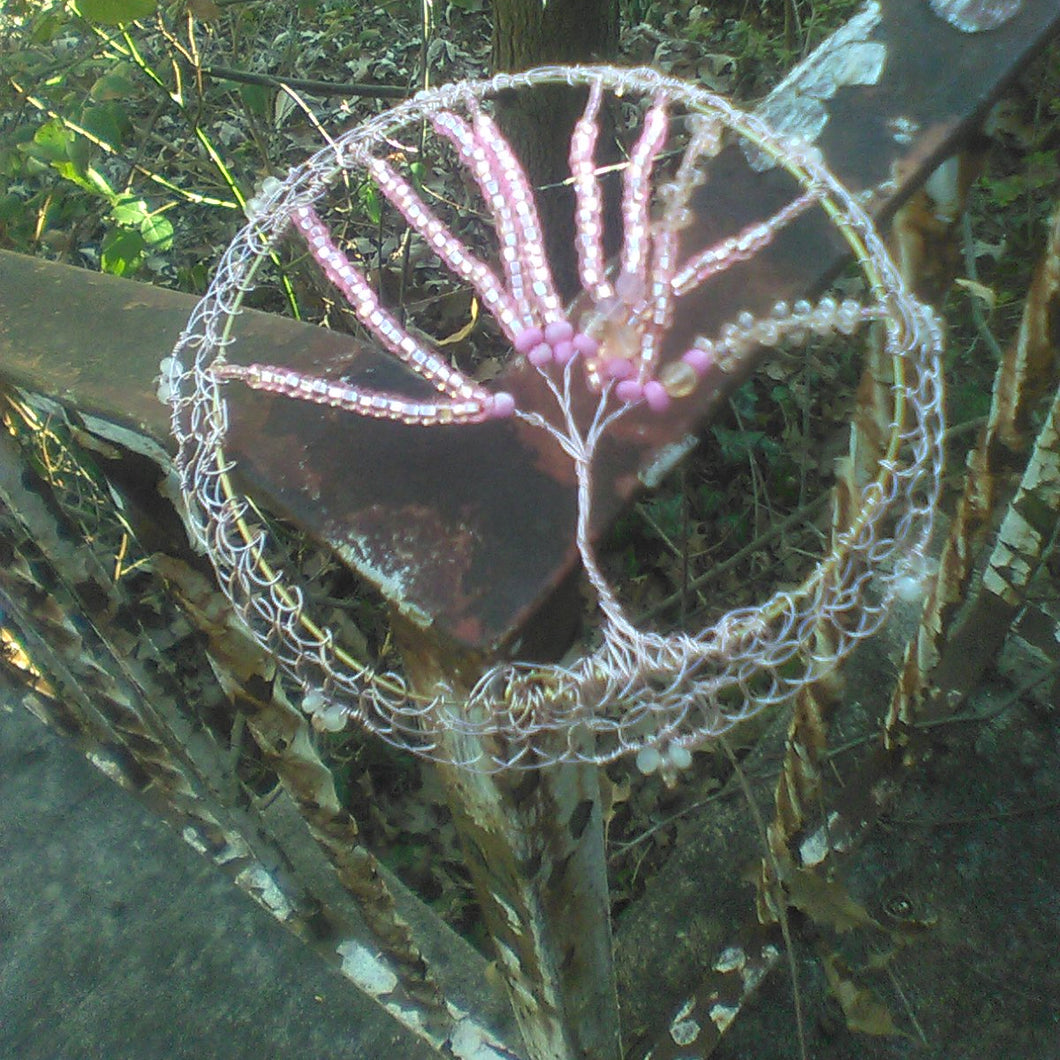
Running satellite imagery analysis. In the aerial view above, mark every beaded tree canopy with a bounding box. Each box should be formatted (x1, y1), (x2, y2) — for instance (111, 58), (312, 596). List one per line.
(165, 66), (944, 772)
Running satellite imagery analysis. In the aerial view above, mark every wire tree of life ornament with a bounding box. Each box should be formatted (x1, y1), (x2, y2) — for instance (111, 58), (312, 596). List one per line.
(165, 66), (944, 774)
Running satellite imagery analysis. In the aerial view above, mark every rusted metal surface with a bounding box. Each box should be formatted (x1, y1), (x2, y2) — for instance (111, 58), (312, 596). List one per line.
(0, 250), (360, 440)
(1, 0), (1058, 657)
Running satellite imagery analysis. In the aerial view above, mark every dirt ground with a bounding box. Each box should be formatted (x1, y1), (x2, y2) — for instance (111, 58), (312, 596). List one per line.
(710, 673), (1060, 1060)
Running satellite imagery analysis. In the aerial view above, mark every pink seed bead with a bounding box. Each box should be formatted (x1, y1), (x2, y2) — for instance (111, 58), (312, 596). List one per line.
(681, 346), (715, 375)
(528, 343), (553, 367)
(644, 380), (671, 413)
(603, 358), (634, 380)
(573, 332), (600, 357)
(552, 340), (576, 366)
(489, 392), (516, 418)
(544, 320), (574, 345)
(615, 379), (644, 403)
(514, 327), (545, 354)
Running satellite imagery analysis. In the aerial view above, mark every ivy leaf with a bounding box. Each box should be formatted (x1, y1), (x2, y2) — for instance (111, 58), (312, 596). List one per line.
(89, 64), (140, 102)
(140, 210), (173, 251)
(713, 424), (763, 464)
(101, 226), (146, 276)
(80, 102), (132, 151)
(238, 82), (270, 120)
(110, 195), (174, 251)
(43, 158), (109, 198)
(25, 120), (73, 164)
(79, 0), (157, 25)
(111, 194), (149, 227)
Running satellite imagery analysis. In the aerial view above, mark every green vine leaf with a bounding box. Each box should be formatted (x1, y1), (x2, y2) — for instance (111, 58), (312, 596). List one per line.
(78, 0), (157, 26)
(101, 226), (146, 276)
(139, 210), (174, 251)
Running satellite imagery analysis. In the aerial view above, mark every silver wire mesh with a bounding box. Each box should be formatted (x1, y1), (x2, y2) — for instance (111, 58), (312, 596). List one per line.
(165, 66), (945, 771)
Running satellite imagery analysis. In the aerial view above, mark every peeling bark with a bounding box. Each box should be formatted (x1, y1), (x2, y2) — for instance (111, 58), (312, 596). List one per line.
(887, 201), (1060, 736)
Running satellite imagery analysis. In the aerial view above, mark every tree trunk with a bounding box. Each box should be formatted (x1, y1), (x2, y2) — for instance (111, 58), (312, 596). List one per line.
(490, 0), (620, 296)
(491, 0), (618, 71)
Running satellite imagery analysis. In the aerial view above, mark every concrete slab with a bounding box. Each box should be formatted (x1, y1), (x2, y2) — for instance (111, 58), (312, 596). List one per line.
(0, 691), (441, 1060)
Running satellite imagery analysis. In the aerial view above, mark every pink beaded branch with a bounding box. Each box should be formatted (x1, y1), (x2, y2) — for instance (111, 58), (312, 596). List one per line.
(211, 80), (868, 424)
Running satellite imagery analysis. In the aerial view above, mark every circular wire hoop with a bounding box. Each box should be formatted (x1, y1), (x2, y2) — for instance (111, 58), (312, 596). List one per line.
(166, 65), (945, 772)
